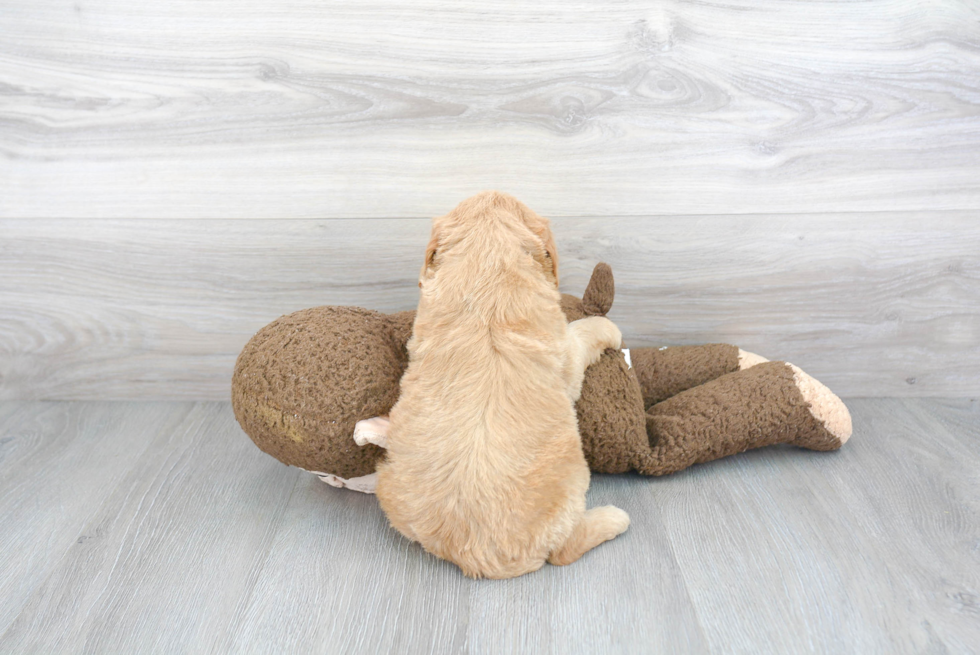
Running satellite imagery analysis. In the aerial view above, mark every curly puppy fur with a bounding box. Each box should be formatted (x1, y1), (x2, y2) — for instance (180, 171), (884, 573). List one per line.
(375, 191), (629, 579)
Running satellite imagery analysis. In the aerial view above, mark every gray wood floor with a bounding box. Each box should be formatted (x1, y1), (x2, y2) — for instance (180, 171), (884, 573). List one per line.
(1, 398), (977, 653)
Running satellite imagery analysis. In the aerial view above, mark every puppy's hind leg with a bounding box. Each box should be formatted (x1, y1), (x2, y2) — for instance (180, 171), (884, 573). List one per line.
(564, 316), (623, 401)
(548, 506), (630, 566)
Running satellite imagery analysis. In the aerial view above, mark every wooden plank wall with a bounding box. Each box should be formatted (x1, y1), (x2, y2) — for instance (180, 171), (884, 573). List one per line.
(1, 1), (979, 399)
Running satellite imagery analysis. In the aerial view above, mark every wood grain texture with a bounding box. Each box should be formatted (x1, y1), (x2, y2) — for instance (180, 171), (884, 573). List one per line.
(0, 402), (195, 635)
(2, 214), (977, 399)
(464, 476), (708, 653)
(225, 471), (707, 653)
(2, 0), (979, 218)
(1, 399), (977, 653)
(655, 397), (980, 653)
(222, 479), (474, 654)
(0, 402), (298, 653)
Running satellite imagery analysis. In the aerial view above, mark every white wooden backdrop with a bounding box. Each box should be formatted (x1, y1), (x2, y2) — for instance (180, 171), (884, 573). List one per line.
(1, 0), (979, 399)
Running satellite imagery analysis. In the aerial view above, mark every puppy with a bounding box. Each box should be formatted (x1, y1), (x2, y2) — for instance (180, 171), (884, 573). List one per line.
(375, 191), (629, 579)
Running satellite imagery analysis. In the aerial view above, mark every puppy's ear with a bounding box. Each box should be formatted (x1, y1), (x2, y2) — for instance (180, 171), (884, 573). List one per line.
(424, 234), (438, 271)
(539, 228), (559, 286)
(420, 232), (439, 288)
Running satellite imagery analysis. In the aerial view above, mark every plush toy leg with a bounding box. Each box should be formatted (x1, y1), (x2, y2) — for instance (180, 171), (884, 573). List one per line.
(633, 361), (851, 476)
(630, 344), (739, 407)
(631, 344), (771, 408)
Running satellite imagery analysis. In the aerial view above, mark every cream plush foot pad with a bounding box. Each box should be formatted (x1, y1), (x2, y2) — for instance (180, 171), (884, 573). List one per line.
(789, 364), (853, 444)
(738, 349), (769, 370)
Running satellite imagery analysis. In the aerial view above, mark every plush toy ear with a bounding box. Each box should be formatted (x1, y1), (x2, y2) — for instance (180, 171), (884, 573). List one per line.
(582, 262), (614, 316)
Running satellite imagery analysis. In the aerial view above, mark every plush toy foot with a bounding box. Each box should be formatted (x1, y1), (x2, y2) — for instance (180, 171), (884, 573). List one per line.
(788, 364), (852, 446)
(309, 471), (379, 494)
(709, 351), (850, 444)
(353, 416), (390, 448)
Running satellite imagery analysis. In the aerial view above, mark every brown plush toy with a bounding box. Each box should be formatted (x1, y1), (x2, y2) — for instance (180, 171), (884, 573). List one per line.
(232, 263), (851, 492)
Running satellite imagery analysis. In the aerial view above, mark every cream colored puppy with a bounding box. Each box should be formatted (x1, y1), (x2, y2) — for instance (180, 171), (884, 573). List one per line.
(375, 191), (629, 579)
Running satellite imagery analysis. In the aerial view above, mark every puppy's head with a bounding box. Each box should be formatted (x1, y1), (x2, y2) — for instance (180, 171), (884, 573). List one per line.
(420, 191), (558, 291)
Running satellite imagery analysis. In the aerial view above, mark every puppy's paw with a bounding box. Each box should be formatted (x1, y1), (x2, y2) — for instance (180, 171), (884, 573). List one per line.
(353, 416), (391, 448)
(593, 317), (623, 351)
(593, 505), (631, 537)
(570, 316), (623, 358)
(738, 349), (769, 370)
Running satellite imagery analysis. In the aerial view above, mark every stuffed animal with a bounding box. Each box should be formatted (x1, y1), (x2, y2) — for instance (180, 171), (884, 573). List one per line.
(232, 263), (851, 492)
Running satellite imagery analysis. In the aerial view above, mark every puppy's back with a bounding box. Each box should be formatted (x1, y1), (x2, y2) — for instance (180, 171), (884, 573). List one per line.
(377, 324), (589, 579)
(377, 191), (590, 578)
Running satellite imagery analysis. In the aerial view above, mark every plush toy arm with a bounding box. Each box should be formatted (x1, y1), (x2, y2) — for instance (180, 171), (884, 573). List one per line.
(630, 361), (851, 476)
(630, 344), (769, 408)
(353, 416), (390, 448)
(303, 417), (391, 495)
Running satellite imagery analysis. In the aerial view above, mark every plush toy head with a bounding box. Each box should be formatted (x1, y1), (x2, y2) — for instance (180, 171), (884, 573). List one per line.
(231, 306), (413, 479)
